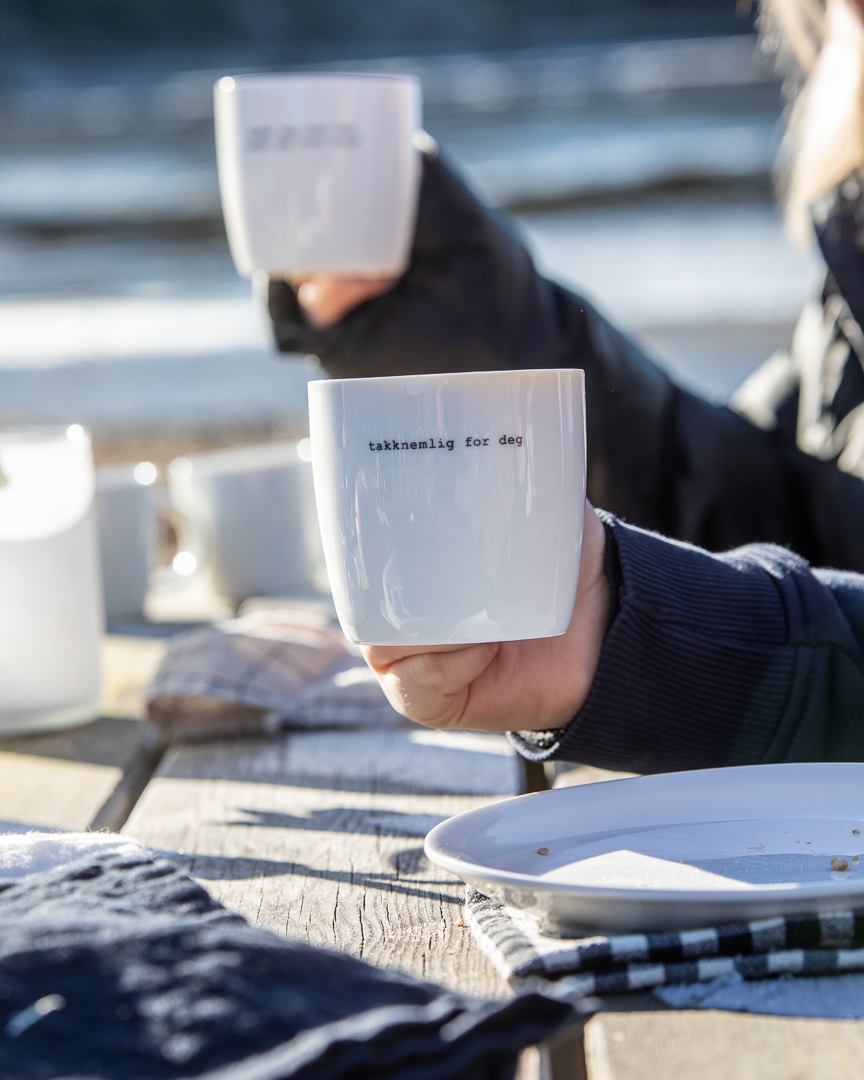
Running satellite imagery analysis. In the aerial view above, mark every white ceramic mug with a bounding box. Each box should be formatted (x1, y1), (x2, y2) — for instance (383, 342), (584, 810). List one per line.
(167, 440), (327, 605)
(214, 72), (422, 277)
(0, 425), (103, 734)
(308, 369), (586, 646)
(94, 461), (158, 623)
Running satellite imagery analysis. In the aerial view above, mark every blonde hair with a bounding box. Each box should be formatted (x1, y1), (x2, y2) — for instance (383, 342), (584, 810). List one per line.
(761, 0), (864, 241)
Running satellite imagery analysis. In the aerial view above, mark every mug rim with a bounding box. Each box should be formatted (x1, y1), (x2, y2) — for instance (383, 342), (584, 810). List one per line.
(308, 368), (584, 389)
(215, 72), (421, 94)
(0, 424), (91, 447)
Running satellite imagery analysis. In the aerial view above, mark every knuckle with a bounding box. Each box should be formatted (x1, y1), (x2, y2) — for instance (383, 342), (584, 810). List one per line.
(406, 652), (448, 694)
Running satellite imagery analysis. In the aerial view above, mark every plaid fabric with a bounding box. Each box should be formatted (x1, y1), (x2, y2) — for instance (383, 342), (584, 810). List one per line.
(146, 608), (407, 740)
(465, 887), (864, 998)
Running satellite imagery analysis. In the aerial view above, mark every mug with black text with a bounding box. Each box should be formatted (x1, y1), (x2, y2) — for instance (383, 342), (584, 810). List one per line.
(308, 369), (586, 646)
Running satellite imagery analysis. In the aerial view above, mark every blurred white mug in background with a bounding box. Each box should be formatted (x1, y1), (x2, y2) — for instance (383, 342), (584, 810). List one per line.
(94, 460), (158, 624)
(167, 440), (327, 606)
(213, 72), (422, 277)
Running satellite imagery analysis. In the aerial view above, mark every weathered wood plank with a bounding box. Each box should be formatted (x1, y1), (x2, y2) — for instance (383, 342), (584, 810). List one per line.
(102, 633), (166, 718)
(0, 716), (162, 832)
(585, 1010), (864, 1080)
(0, 635), (164, 832)
(124, 727), (522, 997)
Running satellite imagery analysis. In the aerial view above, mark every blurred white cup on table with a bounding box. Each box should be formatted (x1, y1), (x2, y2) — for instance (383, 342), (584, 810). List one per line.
(167, 440), (327, 607)
(0, 425), (103, 735)
(94, 461), (158, 624)
(308, 369), (586, 646)
(213, 72), (422, 276)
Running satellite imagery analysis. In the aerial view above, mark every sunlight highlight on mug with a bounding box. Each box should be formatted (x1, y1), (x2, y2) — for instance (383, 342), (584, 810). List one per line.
(308, 369), (586, 646)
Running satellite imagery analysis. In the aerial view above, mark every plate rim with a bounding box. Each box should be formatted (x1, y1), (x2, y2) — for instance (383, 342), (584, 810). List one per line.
(424, 761), (864, 907)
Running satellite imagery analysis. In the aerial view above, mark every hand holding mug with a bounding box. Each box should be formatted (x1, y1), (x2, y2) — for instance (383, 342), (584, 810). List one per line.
(295, 275), (400, 328)
(360, 503), (609, 732)
(268, 147), (556, 379)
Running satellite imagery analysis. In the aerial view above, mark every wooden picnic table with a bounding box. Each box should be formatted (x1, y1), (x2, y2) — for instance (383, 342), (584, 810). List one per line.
(3, 619), (863, 1080)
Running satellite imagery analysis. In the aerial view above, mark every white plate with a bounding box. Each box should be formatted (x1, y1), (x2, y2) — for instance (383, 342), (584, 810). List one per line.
(424, 763), (864, 933)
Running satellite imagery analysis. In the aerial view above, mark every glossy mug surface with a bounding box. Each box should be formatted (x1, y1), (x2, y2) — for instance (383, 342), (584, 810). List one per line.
(308, 369), (586, 645)
(214, 73), (421, 277)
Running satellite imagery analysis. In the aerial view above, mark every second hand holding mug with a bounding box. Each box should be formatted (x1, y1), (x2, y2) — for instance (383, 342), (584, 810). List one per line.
(214, 72), (422, 278)
(308, 369), (586, 646)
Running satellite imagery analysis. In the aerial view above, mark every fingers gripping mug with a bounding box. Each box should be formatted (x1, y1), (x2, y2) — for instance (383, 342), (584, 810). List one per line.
(308, 369), (586, 646)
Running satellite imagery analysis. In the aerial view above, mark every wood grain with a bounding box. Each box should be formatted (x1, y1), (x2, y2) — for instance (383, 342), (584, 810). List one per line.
(124, 727), (522, 997)
(0, 634), (164, 832)
(108, 636), (864, 1080)
(0, 717), (157, 831)
(102, 633), (166, 718)
(586, 1010), (864, 1080)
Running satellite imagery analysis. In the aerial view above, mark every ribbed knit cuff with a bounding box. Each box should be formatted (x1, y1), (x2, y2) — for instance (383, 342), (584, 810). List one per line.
(510, 515), (806, 773)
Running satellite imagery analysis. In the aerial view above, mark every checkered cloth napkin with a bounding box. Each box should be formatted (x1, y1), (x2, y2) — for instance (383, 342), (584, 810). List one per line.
(465, 887), (864, 998)
(146, 608), (407, 740)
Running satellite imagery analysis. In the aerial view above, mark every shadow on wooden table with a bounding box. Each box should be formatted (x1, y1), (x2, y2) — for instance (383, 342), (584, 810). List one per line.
(157, 729), (523, 797)
(0, 716), (164, 832)
(221, 804), (446, 837)
(0, 716), (157, 765)
(170, 850), (464, 903)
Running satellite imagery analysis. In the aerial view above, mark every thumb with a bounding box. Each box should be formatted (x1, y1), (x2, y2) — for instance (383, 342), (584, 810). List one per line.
(297, 276), (399, 328)
(376, 643), (499, 728)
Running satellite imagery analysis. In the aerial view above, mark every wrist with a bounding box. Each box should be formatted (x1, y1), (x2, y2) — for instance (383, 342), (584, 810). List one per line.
(570, 503), (611, 711)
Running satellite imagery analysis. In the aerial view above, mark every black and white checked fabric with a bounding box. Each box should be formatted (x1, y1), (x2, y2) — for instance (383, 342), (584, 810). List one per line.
(465, 887), (864, 998)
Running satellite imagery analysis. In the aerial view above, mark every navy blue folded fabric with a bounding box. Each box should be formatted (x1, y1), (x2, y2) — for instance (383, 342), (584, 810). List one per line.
(0, 850), (572, 1079)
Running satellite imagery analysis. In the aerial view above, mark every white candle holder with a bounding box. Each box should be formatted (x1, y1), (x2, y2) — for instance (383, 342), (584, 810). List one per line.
(0, 425), (103, 735)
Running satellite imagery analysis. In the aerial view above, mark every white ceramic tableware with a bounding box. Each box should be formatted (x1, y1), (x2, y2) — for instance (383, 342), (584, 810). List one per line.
(425, 763), (864, 933)
(0, 425), (103, 734)
(214, 72), (422, 277)
(308, 369), (586, 645)
(94, 461), (158, 623)
(167, 440), (327, 606)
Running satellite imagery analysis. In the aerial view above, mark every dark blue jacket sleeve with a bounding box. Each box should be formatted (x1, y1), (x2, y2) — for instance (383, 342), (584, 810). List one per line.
(509, 516), (864, 773)
(268, 150), (864, 573)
